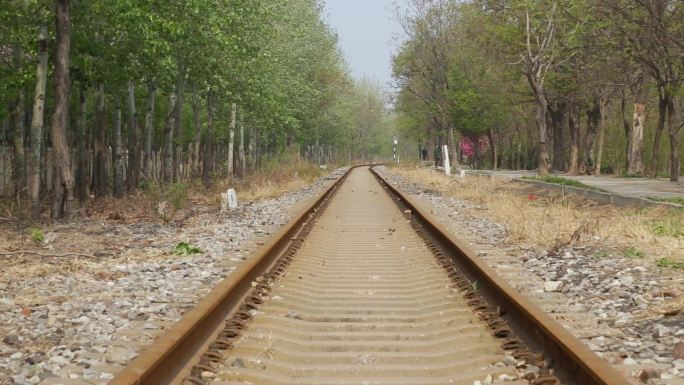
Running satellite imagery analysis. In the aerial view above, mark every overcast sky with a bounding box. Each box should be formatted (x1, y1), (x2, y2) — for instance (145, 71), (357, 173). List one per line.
(323, 0), (404, 89)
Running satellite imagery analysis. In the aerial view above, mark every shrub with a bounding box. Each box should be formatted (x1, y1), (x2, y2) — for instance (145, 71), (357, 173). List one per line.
(173, 242), (203, 256)
(29, 227), (44, 243)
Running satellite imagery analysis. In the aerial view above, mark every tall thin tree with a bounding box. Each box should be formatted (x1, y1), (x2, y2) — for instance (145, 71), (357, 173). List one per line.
(51, 0), (75, 218)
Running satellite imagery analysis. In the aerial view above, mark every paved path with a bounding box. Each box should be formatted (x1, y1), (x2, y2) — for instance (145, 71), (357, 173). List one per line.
(469, 169), (684, 199)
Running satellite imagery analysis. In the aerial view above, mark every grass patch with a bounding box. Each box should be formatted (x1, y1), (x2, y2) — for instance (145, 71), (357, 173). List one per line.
(624, 247), (645, 259)
(223, 153), (327, 203)
(165, 183), (190, 210)
(656, 257), (684, 269)
(522, 175), (607, 192)
(649, 215), (684, 237)
(648, 196), (684, 206)
(151, 183), (191, 224)
(390, 165), (684, 268)
(130, 152), (330, 224)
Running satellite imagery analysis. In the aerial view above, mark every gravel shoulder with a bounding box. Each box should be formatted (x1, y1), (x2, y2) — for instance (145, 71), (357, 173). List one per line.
(0, 168), (348, 385)
(376, 166), (684, 385)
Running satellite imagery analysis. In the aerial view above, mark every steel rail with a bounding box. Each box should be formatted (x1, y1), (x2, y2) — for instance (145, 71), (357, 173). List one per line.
(110, 164), (632, 385)
(369, 166), (631, 385)
(108, 167), (355, 385)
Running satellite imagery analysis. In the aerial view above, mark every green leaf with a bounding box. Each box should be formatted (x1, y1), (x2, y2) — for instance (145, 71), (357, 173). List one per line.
(173, 242), (203, 256)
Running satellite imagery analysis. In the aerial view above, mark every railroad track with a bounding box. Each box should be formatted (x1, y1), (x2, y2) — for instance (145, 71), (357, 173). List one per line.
(110, 166), (631, 385)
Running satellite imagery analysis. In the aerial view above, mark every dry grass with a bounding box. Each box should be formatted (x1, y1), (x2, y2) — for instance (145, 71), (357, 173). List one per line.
(78, 153), (329, 223)
(0, 155), (330, 288)
(391, 165), (684, 265)
(207, 154), (327, 204)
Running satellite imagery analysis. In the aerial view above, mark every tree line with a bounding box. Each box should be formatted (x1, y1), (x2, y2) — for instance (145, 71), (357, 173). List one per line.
(393, 0), (684, 181)
(0, 0), (390, 219)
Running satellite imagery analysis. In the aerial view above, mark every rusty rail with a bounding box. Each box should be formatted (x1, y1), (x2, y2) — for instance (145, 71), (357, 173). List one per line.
(110, 165), (632, 385)
(109, 167), (353, 385)
(369, 166), (631, 385)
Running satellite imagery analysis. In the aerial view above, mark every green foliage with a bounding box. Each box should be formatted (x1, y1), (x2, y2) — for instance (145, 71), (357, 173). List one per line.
(655, 258), (684, 270)
(139, 179), (161, 192)
(648, 196), (684, 206)
(173, 242), (203, 256)
(624, 247), (645, 259)
(391, 0), (684, 176)
(3, 0), (386, 175)
(648, 215), (684, 238)
(29, 227), (44, 243)
(165, 183), (189, 210)
(522, 176), (607, 192)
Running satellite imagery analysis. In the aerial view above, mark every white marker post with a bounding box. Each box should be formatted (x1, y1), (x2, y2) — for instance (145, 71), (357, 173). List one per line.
(227, 189), (238, 209)
(442, 145), (451, 176)
(220, 188), (239, 212)
(393, 136), (399, 164)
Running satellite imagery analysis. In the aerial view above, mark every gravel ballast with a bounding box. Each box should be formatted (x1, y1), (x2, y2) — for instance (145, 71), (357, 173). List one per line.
(376, 166), (684, 385)
(0, 168), (348, 385)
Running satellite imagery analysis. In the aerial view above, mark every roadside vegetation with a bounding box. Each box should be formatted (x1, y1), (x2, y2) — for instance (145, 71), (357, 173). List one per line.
(0, 0), (391, 222)
(393, 0), (684, 180)
(392, 165), (684, 268)
(521, 176), (607, 192)
(66, 153), (330, 226)
(648, 196), (684, 206)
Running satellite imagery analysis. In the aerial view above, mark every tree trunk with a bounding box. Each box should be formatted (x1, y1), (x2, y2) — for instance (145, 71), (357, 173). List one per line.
(487, 128), (497, 169)
(51, 0), (74, 218)
(447, 123), (456, 169)
(651, 87), (667, 177)
(567, 103), (580, 174)
(628, 102), (646, 176)
(75, 89), (88, 201)
(249, 127), (259, 170)
(143, 81), (156, 179)
(527, 72), (550, 175)
(112, 100), (124, 198)
(11, 90), (26, 199)
(249, 126), (256, 171)
(28, 27), (48, 218)
(549, 102), (565, 172)
(93, 82), (107, 196)
(594, 100), (607, 176)
(51, 155), (62, 217)
(238, 119), (246, 178)
(126, 80), (139, 189)
(173, 64), (185, 180)
(192, 85), (202, 176)
(621, 94), (630, 173)
(516, 138), (523, 170)
(228, 103), (236, 179)
(163, 94), (177, 183)
(534, 95), (549, 175)
(286, 128), (295, 149)
(666, 94), (680, 181)
(472, 136), (480, 169)
(202, 93), (214, 187)
(582, 99), (601, 174)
